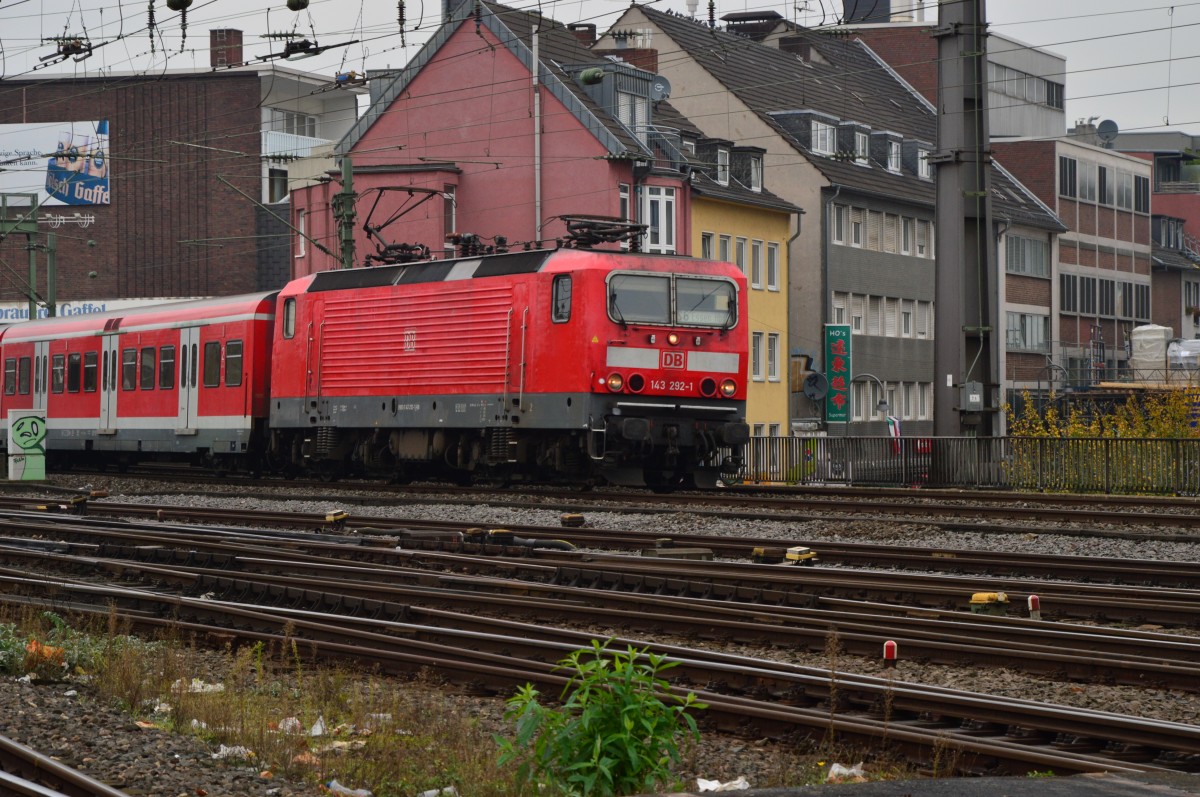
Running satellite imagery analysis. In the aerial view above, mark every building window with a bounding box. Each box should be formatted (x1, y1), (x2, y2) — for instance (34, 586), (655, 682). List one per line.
(854, 131), (869, 165)
(850, 208), (863, 247)
(716, 149), (730, 185)
(618, 184), (630, 220)
(750, 240), (763, 288)
(832, 204), (846, 244)
(1135, 175), (1151, 213)
(1059, 156), (1077, 198)
(1079, 161), (1097, 202)
(268, 108), (317, 137)
(268, 168), (289, 203)
(719, 234), (731, 262)
(901, 302), (912, 336)
(1116, 171), (1134, 210)
(700, 232), (714, 259)
(769, 423), (780, 437)
(1006, 312), (1050, 352)
(752, 332), (764, 380)
(1005, 235), (1050, 277)
(1061, 273), (1078, 312)
(1079, 275), (1097, 315)
(767, 333), (780, 381)
(887, 140), (901, 173)
(444, 185), (457, 239)
(617, 91), (650, 142)
(643, 186), (676, 253)
(766, 243), (780, 291)
(901, 218), (912, 254)
(295, 210), (306, 257)
(753, 423), (765, 437)
(812, 120), (835, 155)
(749, 156), (763, 191)
(917, 149), (932, 179)
(735, 237), (747, 273)
(915, 219), (929, 256)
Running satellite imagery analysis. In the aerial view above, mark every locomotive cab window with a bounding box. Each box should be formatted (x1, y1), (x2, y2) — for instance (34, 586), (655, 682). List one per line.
(84, 352), (97, 392)
(678, 277), (737, 327)
(606, 273), (738, 328)
(67, 353), (82, 393)
(51, 355), (65, 393)
(283, 298), (296, 339)
(225, 340), (243, 387)
(3, 359), (13, 396)
(203, 342), (221, 388)
(552, 276), (572, 323)
(608, 274), (670, 324)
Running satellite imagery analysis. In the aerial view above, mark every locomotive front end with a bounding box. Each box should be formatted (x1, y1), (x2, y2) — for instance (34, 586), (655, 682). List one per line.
(589, 267), (749, 488)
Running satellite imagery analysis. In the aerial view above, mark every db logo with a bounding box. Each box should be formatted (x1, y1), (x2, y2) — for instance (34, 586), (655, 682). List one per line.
(661, 350), (685, 369)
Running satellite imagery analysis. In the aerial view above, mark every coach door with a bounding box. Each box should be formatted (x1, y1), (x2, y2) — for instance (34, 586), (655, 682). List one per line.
(32, 341), (49, 412)
(176, 328), (200, 434)
(98, 335), (120, 433)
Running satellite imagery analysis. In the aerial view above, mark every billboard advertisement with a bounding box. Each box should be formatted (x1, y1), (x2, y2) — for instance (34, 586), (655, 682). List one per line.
(823, 323), (851, 423)
(0, 120), (110, 206)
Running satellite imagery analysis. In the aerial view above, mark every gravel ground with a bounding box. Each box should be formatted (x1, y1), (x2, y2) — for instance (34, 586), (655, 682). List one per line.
(4, 475), (1200, 794)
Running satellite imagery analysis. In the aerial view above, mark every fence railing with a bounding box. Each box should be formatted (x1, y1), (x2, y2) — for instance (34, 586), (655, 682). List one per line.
(730, 436), (1200, 495)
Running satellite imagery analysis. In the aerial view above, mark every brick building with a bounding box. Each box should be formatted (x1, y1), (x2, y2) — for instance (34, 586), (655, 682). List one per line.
(0, 30), (360, 316)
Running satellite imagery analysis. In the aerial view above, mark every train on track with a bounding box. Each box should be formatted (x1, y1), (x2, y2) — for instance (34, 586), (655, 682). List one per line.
(0, 241), (750, 488)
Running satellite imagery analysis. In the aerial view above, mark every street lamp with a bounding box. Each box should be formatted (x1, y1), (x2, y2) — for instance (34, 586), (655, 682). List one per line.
(853, 372), (890, 417)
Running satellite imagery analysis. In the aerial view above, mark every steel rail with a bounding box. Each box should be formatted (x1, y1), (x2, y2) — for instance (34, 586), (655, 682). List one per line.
(0, 733), (129, 797)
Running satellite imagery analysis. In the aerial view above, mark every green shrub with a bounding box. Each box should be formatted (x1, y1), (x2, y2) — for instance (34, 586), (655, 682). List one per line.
(495, 639), (705, 797)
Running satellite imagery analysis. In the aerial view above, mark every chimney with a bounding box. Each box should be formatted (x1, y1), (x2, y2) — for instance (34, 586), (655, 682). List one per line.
(778, 35), (811, 61)
(210, 29), (243, 69)
(568, 23), (597, 46)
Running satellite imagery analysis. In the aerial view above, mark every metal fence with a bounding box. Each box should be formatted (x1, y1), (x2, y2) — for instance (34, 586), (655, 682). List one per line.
(732, 436), (1200, 495)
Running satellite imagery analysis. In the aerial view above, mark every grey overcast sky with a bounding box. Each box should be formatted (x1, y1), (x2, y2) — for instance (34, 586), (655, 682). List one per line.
(0, 0), (1196, 136)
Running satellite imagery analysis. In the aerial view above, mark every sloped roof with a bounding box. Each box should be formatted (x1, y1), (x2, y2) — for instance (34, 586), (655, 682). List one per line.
(336, 2), (648, 158)
(1153, 244), (1200, 272)
(633, 6), (1062, 230)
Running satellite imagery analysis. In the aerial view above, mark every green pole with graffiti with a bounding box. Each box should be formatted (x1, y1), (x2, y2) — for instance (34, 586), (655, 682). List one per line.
(8, 410), (46, 480)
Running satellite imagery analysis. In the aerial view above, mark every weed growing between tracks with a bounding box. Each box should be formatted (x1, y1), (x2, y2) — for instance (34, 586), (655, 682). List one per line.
(2, 607), (922, 794)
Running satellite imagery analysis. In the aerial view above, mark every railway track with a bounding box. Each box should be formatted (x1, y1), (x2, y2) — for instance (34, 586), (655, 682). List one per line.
(0, 732), (129, 797)
(19, 471), (1200, 533)
(4, 570), (1198, 777)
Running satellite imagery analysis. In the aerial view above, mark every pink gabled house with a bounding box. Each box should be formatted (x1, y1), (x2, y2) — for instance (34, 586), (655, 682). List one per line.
(290, 1), (692, 275)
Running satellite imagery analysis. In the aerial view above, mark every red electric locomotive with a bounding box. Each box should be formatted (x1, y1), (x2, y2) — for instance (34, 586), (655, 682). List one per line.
(0, 293), (276, 470)
(264, 246), (749, 487)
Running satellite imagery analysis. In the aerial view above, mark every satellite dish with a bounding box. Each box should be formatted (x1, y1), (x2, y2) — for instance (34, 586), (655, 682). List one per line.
(649, 75), (672, 102)
(1097, 119), (1119, 145)
(802, 371), (829, 401)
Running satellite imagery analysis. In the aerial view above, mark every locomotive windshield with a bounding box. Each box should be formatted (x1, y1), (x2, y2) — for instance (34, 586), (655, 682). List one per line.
(607, 272), (736, 329)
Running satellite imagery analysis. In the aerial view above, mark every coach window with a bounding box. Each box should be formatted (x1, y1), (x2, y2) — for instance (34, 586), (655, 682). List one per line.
(67, 354), (82, 393)
(160, 346), (175, 389)
(226, 340), (243, 387)
(283, 298), (296, 339)
(3, 359), (13, 395)
(51, 355), (65, 393)
(140, 347), (156, 390)
(18, 357), (30, 395)
(203, 342), (221, 388)
(121, 349), (137, 390)
(84, 352), (98, 392)
(552, 276), (571, 323)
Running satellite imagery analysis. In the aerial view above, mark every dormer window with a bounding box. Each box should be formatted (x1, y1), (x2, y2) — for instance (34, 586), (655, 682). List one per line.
(749, 156), (763, 192)
(887, 140), (902, 173)
(855, 132), (869, 165)
(812, 120), (835, 156)
(917, 149), (932, 179)
(716, 149), (730, 185)
(617, 90), (650, 143)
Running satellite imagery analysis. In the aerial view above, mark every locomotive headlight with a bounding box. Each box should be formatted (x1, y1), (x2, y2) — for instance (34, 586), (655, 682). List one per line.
(667, 332), (680, 345)
(719, 378), (737, 397)
(606, 373), (624, 392)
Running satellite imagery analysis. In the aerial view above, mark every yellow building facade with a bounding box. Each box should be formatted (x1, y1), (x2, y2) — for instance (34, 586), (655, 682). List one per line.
(692, 196), (794, 435)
